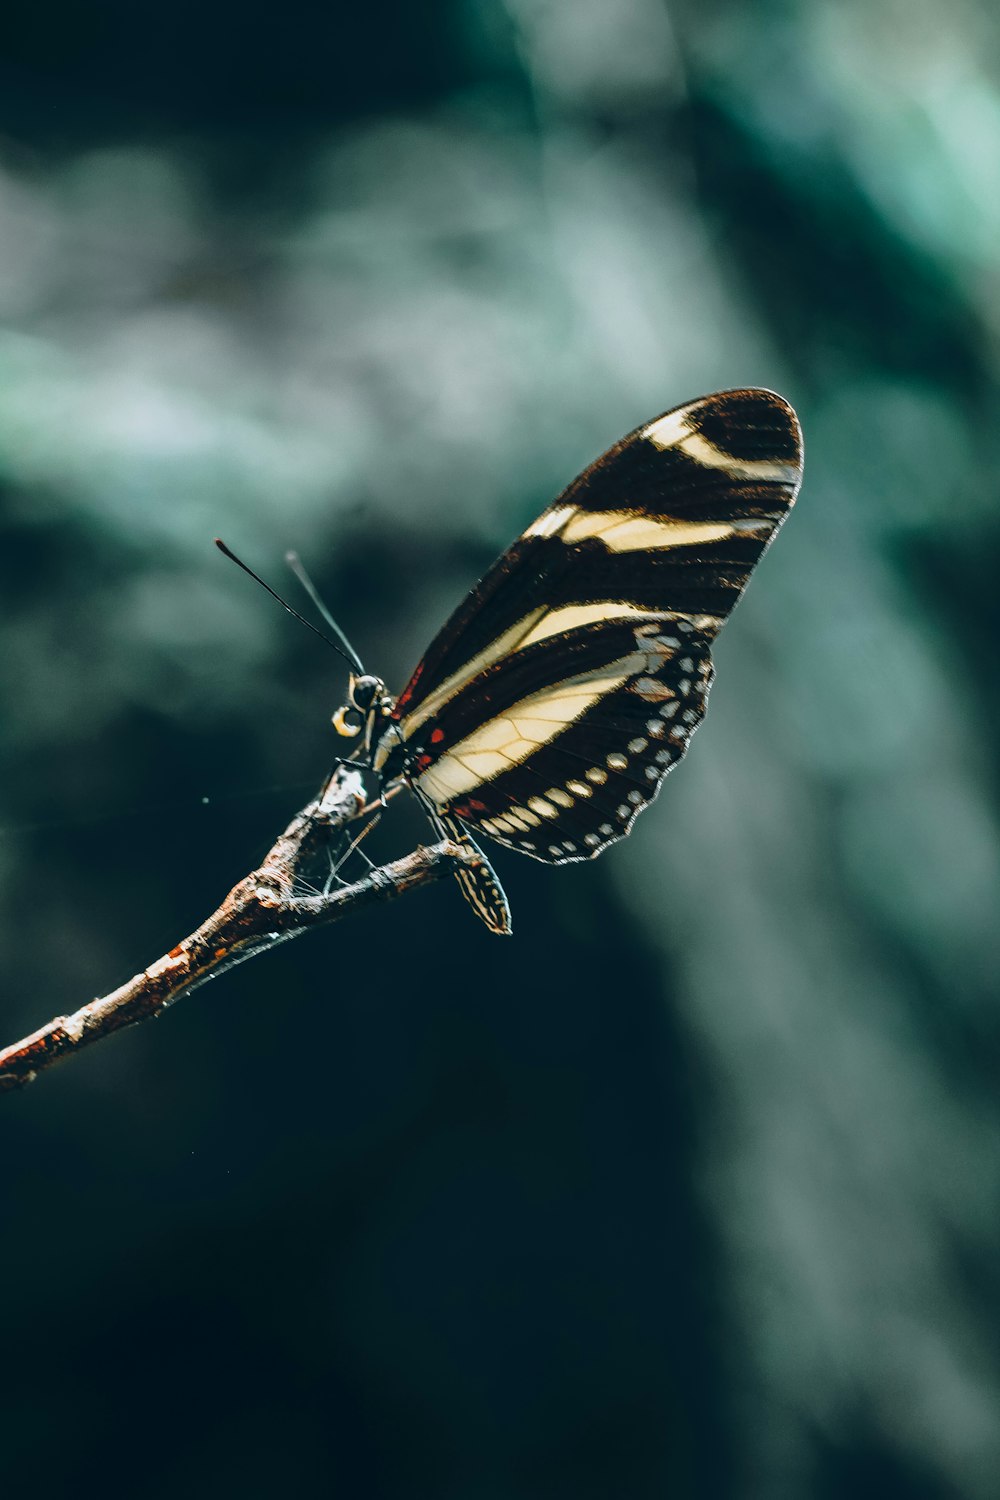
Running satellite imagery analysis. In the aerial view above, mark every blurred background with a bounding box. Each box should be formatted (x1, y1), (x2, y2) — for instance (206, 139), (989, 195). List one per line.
(2, 1), (998, 1496)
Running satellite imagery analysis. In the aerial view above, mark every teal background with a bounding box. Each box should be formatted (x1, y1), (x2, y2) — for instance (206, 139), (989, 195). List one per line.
(2, 3), (998, 1496)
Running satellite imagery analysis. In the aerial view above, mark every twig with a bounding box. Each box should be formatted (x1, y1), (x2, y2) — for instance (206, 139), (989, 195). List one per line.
(0, 769), (476, 1094)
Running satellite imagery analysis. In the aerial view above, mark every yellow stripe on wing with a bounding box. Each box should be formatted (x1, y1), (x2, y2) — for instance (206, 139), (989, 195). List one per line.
(414, 653), (646, 804)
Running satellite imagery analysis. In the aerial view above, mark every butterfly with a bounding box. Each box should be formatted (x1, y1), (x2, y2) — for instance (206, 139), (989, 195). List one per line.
(327, 387), (802, 935)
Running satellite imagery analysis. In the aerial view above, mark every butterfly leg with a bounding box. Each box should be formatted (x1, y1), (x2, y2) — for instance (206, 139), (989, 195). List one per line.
(330, 808), (383, 884)
(308, 819), (364, 897)
(319, 843), (347, 896)
(318, 750), (365, 802)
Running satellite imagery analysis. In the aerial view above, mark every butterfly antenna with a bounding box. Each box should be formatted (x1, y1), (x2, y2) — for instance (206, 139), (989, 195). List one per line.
(214, 539), (365, 675)
(285, 550), (366, 677)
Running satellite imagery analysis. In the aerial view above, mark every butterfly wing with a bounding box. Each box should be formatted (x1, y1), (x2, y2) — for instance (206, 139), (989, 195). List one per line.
(382, 388), (802, 865)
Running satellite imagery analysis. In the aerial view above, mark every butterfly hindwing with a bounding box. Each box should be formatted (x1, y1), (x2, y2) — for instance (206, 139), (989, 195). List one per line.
(410, 616), (714, 862)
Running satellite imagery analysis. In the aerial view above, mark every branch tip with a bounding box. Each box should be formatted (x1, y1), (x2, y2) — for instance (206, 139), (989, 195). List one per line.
(0, 775), (463, 1093)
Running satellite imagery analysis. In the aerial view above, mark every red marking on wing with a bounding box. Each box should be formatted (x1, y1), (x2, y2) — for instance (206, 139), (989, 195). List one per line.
(430, 727), (445, 744)
(393, 661), (424, 717)
(452, 797), (488, 817)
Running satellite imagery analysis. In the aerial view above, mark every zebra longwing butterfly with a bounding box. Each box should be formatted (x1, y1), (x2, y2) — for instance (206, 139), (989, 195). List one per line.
(334, 388), (803, 935)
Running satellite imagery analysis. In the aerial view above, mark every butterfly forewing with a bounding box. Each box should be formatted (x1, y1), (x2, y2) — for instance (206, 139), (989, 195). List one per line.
(379, 388), (802, 901)
(393, 388), (800, 731)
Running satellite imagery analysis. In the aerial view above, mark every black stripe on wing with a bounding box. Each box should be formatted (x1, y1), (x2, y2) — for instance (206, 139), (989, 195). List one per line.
(392, 389), (801, 725)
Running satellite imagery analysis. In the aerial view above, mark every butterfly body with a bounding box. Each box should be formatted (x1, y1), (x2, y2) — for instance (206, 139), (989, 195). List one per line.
(334, 388), (803, 934)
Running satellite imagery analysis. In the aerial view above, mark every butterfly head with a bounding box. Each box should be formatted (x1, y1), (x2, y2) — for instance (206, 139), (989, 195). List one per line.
(332, 672), (394, 756)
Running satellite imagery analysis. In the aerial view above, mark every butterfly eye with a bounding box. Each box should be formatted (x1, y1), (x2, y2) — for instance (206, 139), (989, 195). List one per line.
(350, 675), (381, 712)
